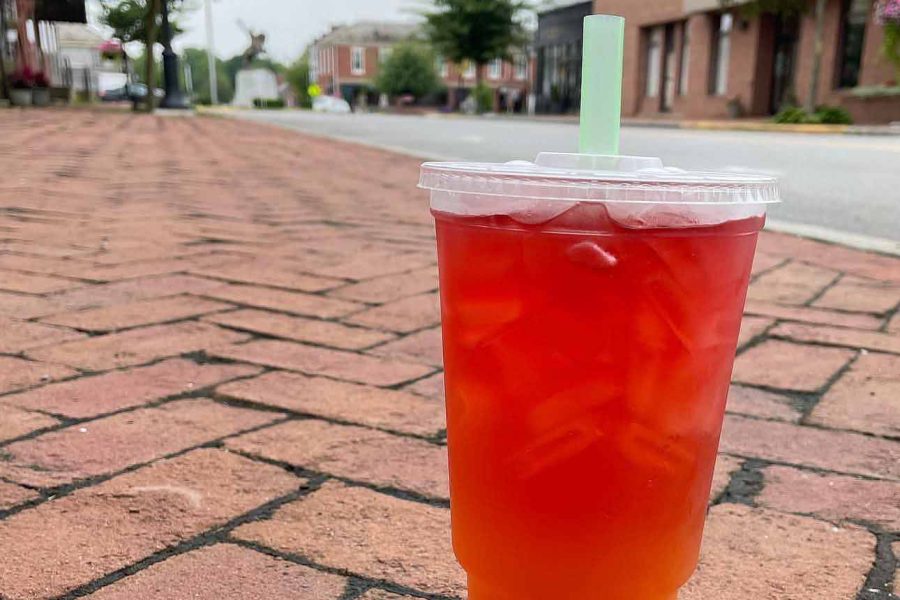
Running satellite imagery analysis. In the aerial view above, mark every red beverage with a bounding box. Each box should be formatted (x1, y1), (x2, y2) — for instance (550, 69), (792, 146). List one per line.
(434, 201), (763, 600)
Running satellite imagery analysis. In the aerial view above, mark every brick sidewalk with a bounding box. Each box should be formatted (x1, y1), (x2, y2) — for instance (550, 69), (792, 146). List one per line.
(0, 108), (897, 600)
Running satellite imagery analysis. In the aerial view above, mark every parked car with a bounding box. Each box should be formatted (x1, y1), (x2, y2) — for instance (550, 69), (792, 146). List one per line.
(312, 95), (352, 114)
(100, 84), (163, 103)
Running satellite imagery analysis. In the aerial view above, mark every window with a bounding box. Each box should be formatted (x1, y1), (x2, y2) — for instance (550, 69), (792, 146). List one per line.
(679, 21), (690, 95)
(378, 46), (392, 63)
(436, 55), (449, 77)
(351, 46), (365, 75)
(836, 0), (869, 88)
(514, 52), (528, 80)
(488, 58), (502, 80)
(709, 13), (732, 96)
(464, 62), (476, 80)
(645, 27), (662, 98)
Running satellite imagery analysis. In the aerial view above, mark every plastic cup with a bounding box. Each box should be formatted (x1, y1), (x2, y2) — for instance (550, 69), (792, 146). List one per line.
(420, 152), (779, 600)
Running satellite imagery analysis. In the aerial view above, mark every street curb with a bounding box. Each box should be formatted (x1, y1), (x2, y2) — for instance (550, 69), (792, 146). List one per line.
(210, 110), (900, 257)
(426, 112), (900, 136)
(765, 220), (900, 257)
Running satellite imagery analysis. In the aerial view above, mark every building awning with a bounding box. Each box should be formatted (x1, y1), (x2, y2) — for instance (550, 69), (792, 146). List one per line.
(683, 0), (750, 13)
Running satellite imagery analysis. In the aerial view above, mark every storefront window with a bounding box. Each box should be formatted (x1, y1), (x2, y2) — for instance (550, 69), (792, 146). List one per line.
(836, 0), (869, 88)
(709, 13), (732, 96)
(679, 21), (690, 95)
(645, 27), (662, 98)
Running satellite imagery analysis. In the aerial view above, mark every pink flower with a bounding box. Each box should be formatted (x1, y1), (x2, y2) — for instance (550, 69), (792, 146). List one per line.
(877, 0), (900, 24)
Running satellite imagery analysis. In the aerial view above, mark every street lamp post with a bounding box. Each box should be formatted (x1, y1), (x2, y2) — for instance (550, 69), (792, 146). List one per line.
(159, 0), (190, 109)
(204, 0), (218, 104)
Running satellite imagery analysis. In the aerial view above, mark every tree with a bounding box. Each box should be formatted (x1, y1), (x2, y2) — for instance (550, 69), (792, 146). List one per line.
(285, 54), (312, 108)
(423, 0), (529, 89)
(183, 47), (234, 104)
(375, 43), (440, 100)
(100, 0), (189, 111)
(100, 0), (185, 44)
(720, 0), (826, 113)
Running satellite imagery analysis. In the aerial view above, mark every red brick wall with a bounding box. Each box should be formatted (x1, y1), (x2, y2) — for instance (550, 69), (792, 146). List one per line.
(858, 8), (897, 87)
(593, 0), (685, 115)
(593, 0), (899, 119)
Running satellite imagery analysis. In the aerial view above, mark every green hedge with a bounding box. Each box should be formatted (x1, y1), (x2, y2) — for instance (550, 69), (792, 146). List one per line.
(253, 97), (285, 109)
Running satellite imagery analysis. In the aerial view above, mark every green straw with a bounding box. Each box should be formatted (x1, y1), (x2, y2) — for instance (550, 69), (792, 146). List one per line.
(578, 15), (625, 155)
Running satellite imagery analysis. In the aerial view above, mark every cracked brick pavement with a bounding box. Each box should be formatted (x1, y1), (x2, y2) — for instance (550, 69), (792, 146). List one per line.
(0, 109), (898, 600)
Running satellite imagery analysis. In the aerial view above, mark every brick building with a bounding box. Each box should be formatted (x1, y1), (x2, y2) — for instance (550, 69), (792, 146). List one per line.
(309, 20), (533, 112)
(540, 0), (898, 122)
(309, 22), (420, 105)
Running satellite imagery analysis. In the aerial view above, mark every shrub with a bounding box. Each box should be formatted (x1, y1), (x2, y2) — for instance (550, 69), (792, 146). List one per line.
(472, 83), (494, 113)
(773, 105), (852, 125)
(773, 106), (808, 124)
(814, 105), (853, 124)
(253, 97), (285, 109)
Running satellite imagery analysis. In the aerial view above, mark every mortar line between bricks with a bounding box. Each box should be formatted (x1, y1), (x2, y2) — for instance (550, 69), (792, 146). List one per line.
(803, 270), (844, 307)
(227, 539), (459, 600)
(855, 527), (899, 600)
(30, 305), (238, 338)
(0, 415), (294, 522)
(879, 303), (900, 333)
(734, 318), (781, 357)
(749, 257), (791, 284)
(208, 343), (443, 391)
(0, 349), (256, 402)
(50, 479), (325, 600)
(725, 407), (900, 443)
(767, 332), (900, 356)
(210, 392), (446, 444)
(202, 314), (408, 351)
(0, 367), (271, 448)
(717, 451), (899, 483)
(222, 445), (451, 508)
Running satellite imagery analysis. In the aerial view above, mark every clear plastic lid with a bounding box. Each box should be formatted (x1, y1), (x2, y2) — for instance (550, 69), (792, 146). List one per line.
(419, 153), (780, 206)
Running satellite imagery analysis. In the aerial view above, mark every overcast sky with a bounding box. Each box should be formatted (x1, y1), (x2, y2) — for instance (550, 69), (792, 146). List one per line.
(89, 0), (424, 63)
(87, 0), (553, 64)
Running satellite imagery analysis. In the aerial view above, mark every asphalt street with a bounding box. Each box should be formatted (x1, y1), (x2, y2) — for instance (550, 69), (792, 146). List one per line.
(226, 110), (900, 249)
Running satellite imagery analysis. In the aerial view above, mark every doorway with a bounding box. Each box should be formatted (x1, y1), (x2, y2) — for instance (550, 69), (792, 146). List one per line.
(770, 14), (799, 113)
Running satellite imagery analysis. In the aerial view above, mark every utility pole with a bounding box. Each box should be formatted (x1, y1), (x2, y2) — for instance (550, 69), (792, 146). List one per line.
(204, 0), (218, 104)
(159, 0), (190, 108)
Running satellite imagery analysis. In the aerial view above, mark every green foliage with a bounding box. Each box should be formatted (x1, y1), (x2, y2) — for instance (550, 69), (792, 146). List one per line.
(131, 50), (162, 87)
(100, 0), (186, 44)
(472, 82), (494, 113)
(773, 105), (853, 124)
(253, 97), (285, 109)
(423, 0), (529, 80)
(883, 22), (900, 82)
(285, 55), (312, 108)
(375, 43), (440, 99)
(814, 105), (853, 124)
(849, 84), (900, 98)
(182, 47), (234, 104)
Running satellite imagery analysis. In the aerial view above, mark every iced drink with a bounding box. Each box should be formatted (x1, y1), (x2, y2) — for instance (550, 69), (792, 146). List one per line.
(421, 153), (777, 600)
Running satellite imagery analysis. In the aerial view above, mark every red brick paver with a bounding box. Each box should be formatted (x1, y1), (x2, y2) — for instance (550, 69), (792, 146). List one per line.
(232, 482), (465, 596)
(87, 544), (347, 600)
(0, 109), (897, 599)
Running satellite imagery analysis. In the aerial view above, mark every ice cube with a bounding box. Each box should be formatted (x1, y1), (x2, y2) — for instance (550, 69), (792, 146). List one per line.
(607, 202), (764, 229)
(567, 241), (618, 270)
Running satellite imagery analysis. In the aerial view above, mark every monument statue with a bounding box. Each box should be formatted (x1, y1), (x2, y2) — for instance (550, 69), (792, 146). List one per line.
(231, 21), (280, 107)
(242, 29), (267, 66)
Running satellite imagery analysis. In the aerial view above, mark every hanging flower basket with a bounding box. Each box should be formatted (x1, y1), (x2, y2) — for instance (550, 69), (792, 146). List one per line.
(99, 39), (125, 61)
